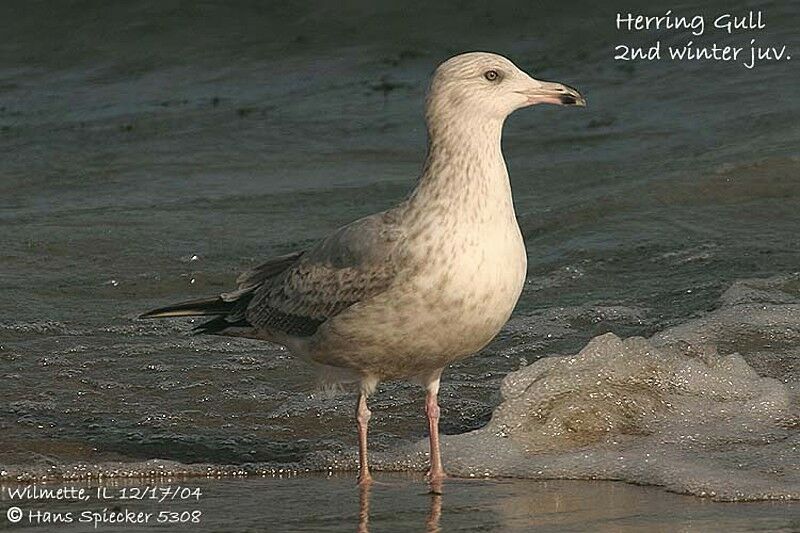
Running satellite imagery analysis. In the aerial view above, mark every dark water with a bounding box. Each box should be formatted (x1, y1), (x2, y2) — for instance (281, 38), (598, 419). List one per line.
(1, 0), (799, 526)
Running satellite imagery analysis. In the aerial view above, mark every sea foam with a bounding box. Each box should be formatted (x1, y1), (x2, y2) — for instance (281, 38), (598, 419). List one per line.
(382, 274), (800, 500)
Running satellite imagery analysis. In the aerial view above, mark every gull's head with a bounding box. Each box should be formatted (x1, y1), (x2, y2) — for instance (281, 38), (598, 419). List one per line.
(427, 52), (585, 121)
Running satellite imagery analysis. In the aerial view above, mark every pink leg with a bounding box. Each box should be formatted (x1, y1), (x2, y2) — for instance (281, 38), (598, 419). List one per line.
(356, 393), (373, 485)
(425, 379), (446, 483)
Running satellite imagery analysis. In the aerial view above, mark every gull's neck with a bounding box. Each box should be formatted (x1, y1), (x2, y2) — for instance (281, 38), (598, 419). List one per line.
(405, 109), (515, 223)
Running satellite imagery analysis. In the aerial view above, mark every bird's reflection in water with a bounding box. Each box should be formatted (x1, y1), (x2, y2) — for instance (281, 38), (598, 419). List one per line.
(358, 484), (370, 533)
(357, 481), (442, 533)
(426, 480), (443, 533)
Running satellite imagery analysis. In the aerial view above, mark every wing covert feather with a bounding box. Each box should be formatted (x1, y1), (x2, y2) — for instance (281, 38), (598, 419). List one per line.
(246, 211), (405, 336)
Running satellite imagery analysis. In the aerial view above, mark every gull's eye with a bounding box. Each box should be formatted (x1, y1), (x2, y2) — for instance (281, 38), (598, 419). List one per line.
(484, 69), (500, 82)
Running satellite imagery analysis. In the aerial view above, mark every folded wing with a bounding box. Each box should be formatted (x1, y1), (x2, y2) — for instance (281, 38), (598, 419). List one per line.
(245, 211), (405, 338)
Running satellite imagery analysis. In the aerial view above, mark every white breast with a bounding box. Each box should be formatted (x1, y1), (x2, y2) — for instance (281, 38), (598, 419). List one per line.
(412, 210), (528, 358)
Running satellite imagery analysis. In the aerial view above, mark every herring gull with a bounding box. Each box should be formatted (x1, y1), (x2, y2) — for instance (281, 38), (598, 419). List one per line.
(140, 51), (585, 485)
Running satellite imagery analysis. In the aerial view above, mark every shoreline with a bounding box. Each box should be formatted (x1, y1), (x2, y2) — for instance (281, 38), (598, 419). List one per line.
(2, 458), (799, 504)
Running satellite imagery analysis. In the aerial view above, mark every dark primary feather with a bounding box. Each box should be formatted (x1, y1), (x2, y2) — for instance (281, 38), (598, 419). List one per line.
(140, 210), (407, 339)
(192, 314), (250, 335)
(139, 251), (304, 333)
(138, 296), (235, 318)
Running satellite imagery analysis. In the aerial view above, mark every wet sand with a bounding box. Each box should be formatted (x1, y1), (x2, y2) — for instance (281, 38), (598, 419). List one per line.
(2, 474), (799, 532)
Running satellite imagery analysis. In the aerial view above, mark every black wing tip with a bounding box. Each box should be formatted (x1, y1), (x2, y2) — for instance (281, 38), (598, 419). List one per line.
(137, 297), (231, 320)
(137, 308), (177, 319)
(193, 315), (251, 335)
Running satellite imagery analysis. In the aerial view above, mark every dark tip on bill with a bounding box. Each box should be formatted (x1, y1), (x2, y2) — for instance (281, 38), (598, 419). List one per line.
(559, 95), (577, 105)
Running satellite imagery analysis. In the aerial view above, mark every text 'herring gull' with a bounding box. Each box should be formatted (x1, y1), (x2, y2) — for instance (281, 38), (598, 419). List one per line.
(140, 51), (586, 487)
